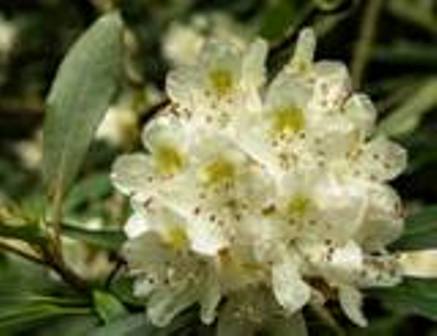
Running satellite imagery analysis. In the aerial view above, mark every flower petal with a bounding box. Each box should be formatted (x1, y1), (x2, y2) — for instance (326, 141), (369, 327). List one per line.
(343, 93), (376, 137)
(272, 257), (311, 314)
(241, 38), (268, 90)
(147, 279), (199, 327)
(111, 153), (155, 197)
(200, 270), (222, 324)
(338, 285), (367, 327)
(288, 27), (316, 74)
(357, 183), (404, 250)
(355, 136), (407, 182)
(124, 212), (149, 239)
(311, 61), (351, 113)
(166, 64), (202, 110)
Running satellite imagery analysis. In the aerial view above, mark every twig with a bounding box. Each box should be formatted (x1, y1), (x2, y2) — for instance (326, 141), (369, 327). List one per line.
(0, 240), (45, 266)
(0, 238), (89, 293)
(47, 181), (89, 293)
(139, 97), (170, 127)
(50, 188), (64, 262)
(351, 0), (384, 89)
(105, 256), (127, 289)
(41, 245), (90, 293)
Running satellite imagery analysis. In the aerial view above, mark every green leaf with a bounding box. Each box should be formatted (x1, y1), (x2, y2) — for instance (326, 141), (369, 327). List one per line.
(42, 12), (123, 201)
(369, 278), (437, 321)
(83, 307), (195, 336)
(87, 313), (155, 336)
(31, 315), (99, 336)
(373, 41), (437, 66)
(377, 79), (437, 138)
(348, 316), (402, 336)
(0, 303), (91, 330)
(259, 0), (297, 40)
(110, 276), (144, 307)
(387, 0), (437, 35)
(61, 222), (126, 251)
(263, 313), (308, 336)
(0, 222), (46, 245)
(312, 0), (344, 11)
(93, 290), (127, 324)
(390, 206), (437, 251)
(65, 173), (112, 213)
(0, 256), (92, 334)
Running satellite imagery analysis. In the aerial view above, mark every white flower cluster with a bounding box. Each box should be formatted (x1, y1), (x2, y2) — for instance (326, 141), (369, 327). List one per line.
(111, 28), (407, 330)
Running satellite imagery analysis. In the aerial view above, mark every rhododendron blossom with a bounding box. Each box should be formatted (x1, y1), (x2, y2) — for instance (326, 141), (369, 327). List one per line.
(111, 28), (407, 331)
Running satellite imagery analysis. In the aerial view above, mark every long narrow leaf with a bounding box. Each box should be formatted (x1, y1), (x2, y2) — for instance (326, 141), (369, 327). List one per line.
(42, 12), (123, 200)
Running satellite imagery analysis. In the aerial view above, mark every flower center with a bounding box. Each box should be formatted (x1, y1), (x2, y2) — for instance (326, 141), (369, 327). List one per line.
(199, 158), (236, 186)
(287, 194), (312, 218)
(271, 105), (305, 136)
(154, 144), (184, 175)
(208, 68), (234, 97)
(163, 226), (188, 250)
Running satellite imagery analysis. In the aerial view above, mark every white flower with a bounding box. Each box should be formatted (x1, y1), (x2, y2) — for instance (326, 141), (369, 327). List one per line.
(163, 22), (205, 66)
(166, 38), (267, 133)
(97, 103), (137, 146)
(162, 13), (252, 67)
(0, 15), (16, 58)
(112, 28), (407, 330)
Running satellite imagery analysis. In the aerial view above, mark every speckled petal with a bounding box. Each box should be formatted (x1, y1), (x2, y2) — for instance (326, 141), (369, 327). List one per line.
(355, 136), (407, 182)
(357, 183), (404, 251)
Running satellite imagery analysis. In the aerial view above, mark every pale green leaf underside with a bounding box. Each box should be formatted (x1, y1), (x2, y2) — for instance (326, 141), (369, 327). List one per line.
(42, 12), (123, 199)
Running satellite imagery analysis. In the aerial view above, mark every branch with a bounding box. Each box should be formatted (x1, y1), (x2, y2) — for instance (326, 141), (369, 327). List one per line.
(41, 244), (90, 293)
(0, 239), (45, 266)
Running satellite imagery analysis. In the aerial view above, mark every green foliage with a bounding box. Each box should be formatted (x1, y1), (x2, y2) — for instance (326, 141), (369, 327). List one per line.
(0, 221), (46, 245)
(93, 290), (127, 324)
(42, 12), (123, 201)
(370, 278), (437, 321)
(313, 0), (346, 11)
(64, 173), (113, 214)
(88, 314), (156, 336)
(378, 79), (437, 138)
(391, 206), (437, 251)
(0, 255), (90, 334)
(61, 222), (126, 251)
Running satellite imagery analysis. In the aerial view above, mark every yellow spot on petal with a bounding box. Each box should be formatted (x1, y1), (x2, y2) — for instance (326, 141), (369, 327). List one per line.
(271, 105), (305, 136)
(199, 158), (235, 186)
(163, 226), (188, 250)
(208, 68), (234, 97)
(287, 194), (312, 218)
(154, 145), (184, 175)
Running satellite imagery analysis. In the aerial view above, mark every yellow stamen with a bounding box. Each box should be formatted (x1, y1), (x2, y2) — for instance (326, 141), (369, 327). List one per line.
(208, 68), (234, 97)
(271, 105), (305, 136)
(163, 226), (188, 250)
(200, 158), (235, 186)
(287, 194), (312, 218)
(154, 145), (184, 175)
